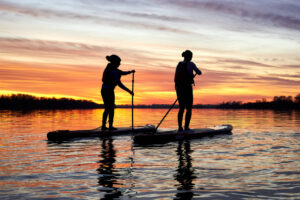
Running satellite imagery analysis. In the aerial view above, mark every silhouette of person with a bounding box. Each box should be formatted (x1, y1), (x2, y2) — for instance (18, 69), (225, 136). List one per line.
(174, 50), (202, 131)
(101, 55), (135, 131)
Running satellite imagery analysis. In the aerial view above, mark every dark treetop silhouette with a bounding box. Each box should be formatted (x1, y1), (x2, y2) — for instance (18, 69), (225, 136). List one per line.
(175, 50), (202, 132)
(101, 55), (135, 131)
(0, 94), (299, 110)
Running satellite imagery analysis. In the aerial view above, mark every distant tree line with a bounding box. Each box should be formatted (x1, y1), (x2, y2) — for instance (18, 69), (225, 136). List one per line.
(213, 94), (300, 110)
(0, 94), (103, 110)
(120, 94), (300, 110)
(0, 93), (299, 110)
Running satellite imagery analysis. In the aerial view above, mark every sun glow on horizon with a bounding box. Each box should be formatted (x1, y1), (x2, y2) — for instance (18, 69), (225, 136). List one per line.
(0, 90), (94, 102)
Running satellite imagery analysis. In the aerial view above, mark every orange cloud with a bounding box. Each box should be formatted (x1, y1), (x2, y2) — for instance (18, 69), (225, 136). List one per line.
(1, 56), (300, 105)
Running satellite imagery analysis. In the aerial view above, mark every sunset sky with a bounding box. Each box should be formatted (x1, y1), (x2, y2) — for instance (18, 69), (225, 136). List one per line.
(1, 0), (299, 105)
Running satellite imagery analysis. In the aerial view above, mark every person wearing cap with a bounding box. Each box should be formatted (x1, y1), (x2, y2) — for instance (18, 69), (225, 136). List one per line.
(101, 55), (135, 131)
(174, 50), (202, 132)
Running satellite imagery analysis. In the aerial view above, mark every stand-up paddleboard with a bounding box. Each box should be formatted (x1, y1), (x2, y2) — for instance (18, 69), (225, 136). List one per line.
(134, 125), (233, 144)
(47, 124), (155, 141)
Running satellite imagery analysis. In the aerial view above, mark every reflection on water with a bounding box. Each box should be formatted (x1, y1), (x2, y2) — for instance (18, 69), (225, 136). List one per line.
(175, 140), (195, 200)
(0, 109), (300, 199)
(97, 138), (122, 199)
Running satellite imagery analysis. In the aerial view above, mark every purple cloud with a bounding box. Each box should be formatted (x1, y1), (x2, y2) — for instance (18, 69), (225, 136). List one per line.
(156, 0), (300, 31)
(218, 58), (275, 68)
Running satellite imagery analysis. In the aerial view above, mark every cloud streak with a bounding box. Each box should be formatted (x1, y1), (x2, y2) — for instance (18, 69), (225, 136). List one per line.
(0, 38), (114, 59)
(163, 0), (300, 31)
(2, 0), (300, 33)
(0, 37), (160, 69)
(217, 58), (275, 68)
(0, 1), (194, 35)
(120, 11), (186, 22)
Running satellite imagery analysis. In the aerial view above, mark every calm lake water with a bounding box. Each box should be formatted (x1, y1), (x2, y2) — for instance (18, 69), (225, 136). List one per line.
(0, 108), (299, 199)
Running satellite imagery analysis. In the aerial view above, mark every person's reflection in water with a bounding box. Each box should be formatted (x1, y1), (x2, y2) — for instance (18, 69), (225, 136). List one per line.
(175, 140), (196, 200)
(97, 137), (122, 199)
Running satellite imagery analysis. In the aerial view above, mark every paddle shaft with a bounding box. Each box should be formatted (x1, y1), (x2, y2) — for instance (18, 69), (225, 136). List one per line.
(130, 72), (135, 181)
(132, 72), (134, 131)
(155, 98), (177, 132)
(155, 74), (197, 132)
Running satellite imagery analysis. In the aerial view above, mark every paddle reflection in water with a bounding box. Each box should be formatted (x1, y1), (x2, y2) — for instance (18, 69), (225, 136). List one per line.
(175, 140), (196, 199)
(97, 137), (122, 199)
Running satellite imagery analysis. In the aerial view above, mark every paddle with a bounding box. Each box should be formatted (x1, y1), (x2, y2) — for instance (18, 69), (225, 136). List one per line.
(130, 71), (135, 181)
(154, 74), (198, 133)
(154, 98), (177, 133)
(132, 71), (134, 131)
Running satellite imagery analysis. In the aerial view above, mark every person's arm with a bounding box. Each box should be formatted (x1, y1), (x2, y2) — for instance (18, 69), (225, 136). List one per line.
(192, 63), (202, 75)
(119, 70), (135, 76)
(117, 81), (134, 95)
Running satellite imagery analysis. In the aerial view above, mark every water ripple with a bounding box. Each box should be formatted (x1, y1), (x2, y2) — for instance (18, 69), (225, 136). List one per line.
(0, 109), (300, 199)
